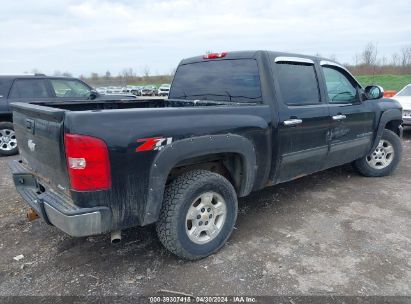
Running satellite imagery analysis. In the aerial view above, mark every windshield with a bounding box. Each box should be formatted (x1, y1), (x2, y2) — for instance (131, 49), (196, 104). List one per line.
(169, 59), (262, 103)
(396, 85), (411, 96)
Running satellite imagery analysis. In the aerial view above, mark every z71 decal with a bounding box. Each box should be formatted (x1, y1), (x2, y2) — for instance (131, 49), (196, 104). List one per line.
(136, 137), (173, 152)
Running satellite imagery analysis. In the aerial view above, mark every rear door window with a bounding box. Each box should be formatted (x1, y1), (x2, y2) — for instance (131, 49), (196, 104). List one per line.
(9, 79), (51, 99)
(275, 62), (320, 105)
(169, 59), (262, 103)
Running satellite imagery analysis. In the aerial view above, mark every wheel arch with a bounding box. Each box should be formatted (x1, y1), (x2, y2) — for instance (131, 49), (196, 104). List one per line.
(369, 109), (403, 154)
(0, 113), (13, 123)
(141, 134), (257, 225)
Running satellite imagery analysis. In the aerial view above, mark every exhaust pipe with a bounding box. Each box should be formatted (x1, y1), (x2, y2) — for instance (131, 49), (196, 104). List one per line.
(27, 208), (39, 221)
(111, 230), (122, 244)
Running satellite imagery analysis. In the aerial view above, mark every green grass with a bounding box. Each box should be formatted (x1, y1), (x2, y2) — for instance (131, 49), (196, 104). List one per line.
(355, 74), (411, 91)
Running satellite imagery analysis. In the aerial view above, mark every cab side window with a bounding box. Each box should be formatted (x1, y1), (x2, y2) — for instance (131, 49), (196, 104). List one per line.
(50, 79), (91, 98)
(9, 79), (50, 98)
(322, 67), (358, 103)
(276, 62), (320, 105)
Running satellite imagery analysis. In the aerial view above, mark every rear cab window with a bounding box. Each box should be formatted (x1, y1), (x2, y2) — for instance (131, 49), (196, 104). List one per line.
(169, 59), (262, 103)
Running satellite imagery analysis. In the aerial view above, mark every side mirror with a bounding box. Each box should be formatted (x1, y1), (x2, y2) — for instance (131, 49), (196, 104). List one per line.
(89, 89), (99, 100)
(364, 85), (384, 100)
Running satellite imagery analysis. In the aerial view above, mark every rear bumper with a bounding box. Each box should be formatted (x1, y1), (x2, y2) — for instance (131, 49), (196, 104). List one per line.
(8, 160), (112, 237)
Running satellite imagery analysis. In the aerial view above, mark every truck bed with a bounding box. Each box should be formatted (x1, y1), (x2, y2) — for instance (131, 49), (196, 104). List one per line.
(33, 98), (256, 112)
(10, 99), (271, 230)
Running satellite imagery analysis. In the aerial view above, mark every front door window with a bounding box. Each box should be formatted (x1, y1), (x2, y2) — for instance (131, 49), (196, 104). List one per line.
(322, 67), (357, 103)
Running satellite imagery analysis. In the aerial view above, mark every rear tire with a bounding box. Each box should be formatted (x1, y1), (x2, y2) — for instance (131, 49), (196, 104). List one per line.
(354, 129), (402, 177)
(0, 122), (18, 156)
(156, 170), (238, 260)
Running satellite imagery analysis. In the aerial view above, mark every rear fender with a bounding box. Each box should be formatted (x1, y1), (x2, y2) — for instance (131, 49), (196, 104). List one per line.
(141, 134), (257, 225)
(0, 113), (13, 122)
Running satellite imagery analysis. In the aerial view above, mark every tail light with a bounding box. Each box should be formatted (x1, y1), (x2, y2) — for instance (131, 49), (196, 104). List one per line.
(203, 52), (227, 59)
(64, 133), (111, 191)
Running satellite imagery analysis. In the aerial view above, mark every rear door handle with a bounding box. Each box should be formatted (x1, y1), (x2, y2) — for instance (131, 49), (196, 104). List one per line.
(284, 119), (303, 126)
(332, 114), (347, 121)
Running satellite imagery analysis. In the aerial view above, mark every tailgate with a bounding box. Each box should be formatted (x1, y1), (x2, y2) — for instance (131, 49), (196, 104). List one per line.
(11, 102), (69, 191)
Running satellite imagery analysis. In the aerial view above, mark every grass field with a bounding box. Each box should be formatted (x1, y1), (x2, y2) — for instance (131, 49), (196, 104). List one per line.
(355, 74), (411, 91)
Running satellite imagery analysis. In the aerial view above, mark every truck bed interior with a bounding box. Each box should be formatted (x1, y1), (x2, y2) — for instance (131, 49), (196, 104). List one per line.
(33, 99), (254, 111)
(35, 99), (168, 111)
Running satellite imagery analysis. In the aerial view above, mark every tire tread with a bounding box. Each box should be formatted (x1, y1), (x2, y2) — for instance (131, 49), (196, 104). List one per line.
(354, 129), (402, 177)
(156, 169), (236, 260)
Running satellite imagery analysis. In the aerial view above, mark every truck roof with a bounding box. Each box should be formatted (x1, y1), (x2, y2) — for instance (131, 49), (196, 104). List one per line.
(0, 75), (78, 81)
(179, 50), (333, 65)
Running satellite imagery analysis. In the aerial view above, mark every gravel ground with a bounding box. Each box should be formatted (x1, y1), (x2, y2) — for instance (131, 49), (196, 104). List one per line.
(0, 130), (410, 297)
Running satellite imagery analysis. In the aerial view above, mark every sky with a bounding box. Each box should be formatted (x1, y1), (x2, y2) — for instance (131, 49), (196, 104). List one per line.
(1, 0), (410, 77)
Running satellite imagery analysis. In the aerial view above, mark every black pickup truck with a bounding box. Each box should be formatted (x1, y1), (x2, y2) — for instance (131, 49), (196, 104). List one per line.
(9, 51), (403, 260)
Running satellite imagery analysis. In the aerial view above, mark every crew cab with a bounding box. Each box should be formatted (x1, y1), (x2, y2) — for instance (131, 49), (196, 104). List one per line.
(0, 74), (136, 156)
(9, 51), (403, 260)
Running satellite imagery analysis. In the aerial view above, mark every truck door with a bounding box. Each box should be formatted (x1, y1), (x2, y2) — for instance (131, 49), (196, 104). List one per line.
(273, 57), (330, 183)
(319, 62), (374, 168)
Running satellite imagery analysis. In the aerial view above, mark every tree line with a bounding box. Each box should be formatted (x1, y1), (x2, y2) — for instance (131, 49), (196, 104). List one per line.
(28, 42), (411, 86)
(77, 66), (177, 87)
(347, 42), (411, 75)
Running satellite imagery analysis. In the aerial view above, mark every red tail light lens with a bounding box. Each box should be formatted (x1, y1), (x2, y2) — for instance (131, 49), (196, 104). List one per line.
(64, 133), (111, 191)
(203, 52), (227, 59)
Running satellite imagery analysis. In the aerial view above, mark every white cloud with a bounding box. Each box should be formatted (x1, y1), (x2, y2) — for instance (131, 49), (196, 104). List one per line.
(0, 0), (410, 76)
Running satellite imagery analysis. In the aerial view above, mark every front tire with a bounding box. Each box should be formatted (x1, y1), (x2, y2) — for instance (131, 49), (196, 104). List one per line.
(354, 129), (402, 177)
(0, 122), (18, 156)
(156, 170), (238, 260)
